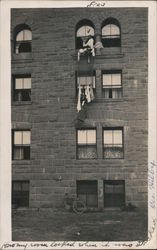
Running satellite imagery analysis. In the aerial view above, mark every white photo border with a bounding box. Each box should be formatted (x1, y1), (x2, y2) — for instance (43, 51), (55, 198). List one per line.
(0, 0), (156, 249)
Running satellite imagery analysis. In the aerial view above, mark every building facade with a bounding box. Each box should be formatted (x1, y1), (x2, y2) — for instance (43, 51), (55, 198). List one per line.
(11, 8), (148, 210)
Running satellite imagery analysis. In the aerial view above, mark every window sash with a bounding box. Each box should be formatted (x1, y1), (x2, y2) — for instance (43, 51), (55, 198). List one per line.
(15, 78), (31, 89)
(103, 129), (123, 145)
(77, 129), (96, 144)
(77, 25), (94, 37)
(14, 89), (31, 102)
(16, 29), (32, 41)
(13, 146), (30, 160)
(77, 76), (95, 88)
(102, 24), (120, 37)
(103, 73), (121, 87)
(14, 131), (31, 145)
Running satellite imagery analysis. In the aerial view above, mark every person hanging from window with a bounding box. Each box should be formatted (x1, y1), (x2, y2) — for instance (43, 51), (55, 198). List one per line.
(77, 35), (95, 62)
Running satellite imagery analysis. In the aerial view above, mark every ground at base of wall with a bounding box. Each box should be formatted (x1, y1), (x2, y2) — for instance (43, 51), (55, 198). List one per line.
(12, 209), (147, 241)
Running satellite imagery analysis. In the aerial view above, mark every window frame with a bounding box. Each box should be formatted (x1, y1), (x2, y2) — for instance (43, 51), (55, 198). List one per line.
(102, 127), (124, 159)
(12, 130), (31, 161)
(103, 180), (125, 208)
(76, 128), (97, 160)
(13, 75), (32, 102)
(102, 70), (122, 99)
(12, 180), (30, 208)
(77, 180), (98, 208)
(101, 18), (121, 48)
(76, 71), (96, 98)
(75, 20), (95, 50)
(14, 25), (32, 54)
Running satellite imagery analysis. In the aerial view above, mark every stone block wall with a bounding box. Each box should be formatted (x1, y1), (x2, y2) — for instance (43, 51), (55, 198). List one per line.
(11, 8), (148, 209)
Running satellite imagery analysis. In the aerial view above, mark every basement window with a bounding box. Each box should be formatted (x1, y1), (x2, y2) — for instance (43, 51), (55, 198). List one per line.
(15, 28), (32, 54)
(12, 181), (29, 207)
(77, 180), (98, 207)
(102, 71), (122, 99)
(13, 76), (31, 102)
(77, 129), (97, 159)
(104, 180), (125, 208)
(103, 128), (124, 159)
(13, 130), (31, 160)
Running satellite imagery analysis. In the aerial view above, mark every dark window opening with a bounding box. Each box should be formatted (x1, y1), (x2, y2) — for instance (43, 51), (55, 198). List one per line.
(12, 181), (29, 208)
(103, 128), (124, 159)
(17, 41), (32, 53)
(104, 180), (125, 208)
(77, 129), (97, 159)
(102, 37), (120, 47)
(77, 180), (98, 208)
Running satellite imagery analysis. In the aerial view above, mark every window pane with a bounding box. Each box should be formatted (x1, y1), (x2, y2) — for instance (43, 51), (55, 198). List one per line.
(103, 74), (112, 86)
(24, 78), (31, 89)
(114, 130), (122, 144)
(102, 24), (111, 36)
(104, 147), (123, 158)
(104, 130), (112, 144)
(15, 78), (23, 89)
(77, 25), (94, 37)
(112, 89), (122, 99)
(105, 184), (114, 193)
(16, 30), (24, 41)
(13, 182), (21, 191)
(87, 130), (96, 144)
(78, 76), (86, 86)
(24, 30), (32, 40)
(22, 182), (29, 191)
(78, 130), (87, 144)
(14, 131), (22, 145)
(111, 24), (120, 35)
(14, 147), (24, 160)
(77, 146), (97, 159)
(78, 76), (95, 87)
(112, 74), (121, 85)
(23, 131), (31, 144)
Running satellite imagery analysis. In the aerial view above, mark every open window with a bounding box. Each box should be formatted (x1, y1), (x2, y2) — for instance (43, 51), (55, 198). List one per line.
(12, 181), (29, 207)
(14, 25), (32, 54)
(13, 75), (31, 102)
(77, 180), (98, 208)
(77, 129), (97, 159)
(101, 18), (121, 47)
(76, 72), (95, 112)
(103, 128), (124, 159)
(12, 130), (31, 160)
(102, 70), (122, 99)
(104, 180), (125, 208)
(76, 20), (94, 50)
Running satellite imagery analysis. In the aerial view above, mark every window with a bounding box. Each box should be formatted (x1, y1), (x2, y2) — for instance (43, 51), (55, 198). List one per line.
(102, 71), (122, 99)
(12, 181), (29, 207)
(103, 128), (123, 159)
(101, 18), (120, 47)
(104, 180), (125, 208)
(77, 180), (98, 207)
(13, 130), (31, 160)
(77, 72), (95, 99)
(76, 20), (94, 49)
(77, 129), (97, 159)
(15, 28), (32, 54)
(13, 76), (31, 102)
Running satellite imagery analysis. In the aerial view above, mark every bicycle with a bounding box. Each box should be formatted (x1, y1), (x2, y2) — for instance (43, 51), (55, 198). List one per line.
(64, 193), (86, 214)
